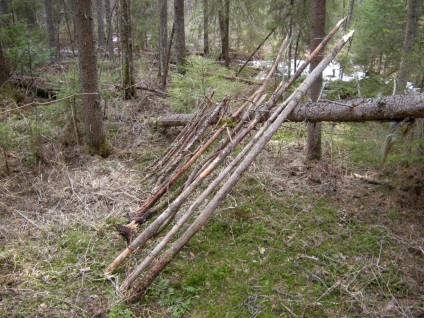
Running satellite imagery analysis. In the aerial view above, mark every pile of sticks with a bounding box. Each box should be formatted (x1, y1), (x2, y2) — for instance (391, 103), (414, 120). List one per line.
(105, 18), (352, 303)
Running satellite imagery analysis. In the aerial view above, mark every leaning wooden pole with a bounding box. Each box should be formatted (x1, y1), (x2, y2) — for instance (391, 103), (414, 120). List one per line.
(105, 18), (347, 275)
(126, 30), (355, 302)
(104, 38), (290, 274)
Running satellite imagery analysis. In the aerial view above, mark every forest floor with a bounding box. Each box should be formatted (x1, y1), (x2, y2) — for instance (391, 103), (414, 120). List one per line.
(1, 72), (423, 317)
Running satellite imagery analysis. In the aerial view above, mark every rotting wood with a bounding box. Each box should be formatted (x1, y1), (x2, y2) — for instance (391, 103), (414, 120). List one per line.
(125, 30), (356, 302)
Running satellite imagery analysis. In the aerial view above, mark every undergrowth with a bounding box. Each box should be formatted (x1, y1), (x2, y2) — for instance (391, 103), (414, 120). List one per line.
(0, 55), (422, 317)
(167, 56), (248, 113)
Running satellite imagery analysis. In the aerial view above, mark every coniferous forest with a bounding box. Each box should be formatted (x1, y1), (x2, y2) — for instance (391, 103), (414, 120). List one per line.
(0, 0), (423, 317)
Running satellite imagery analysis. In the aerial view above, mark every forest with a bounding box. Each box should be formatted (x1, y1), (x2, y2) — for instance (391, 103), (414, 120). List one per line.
(0, 0), (423, 317)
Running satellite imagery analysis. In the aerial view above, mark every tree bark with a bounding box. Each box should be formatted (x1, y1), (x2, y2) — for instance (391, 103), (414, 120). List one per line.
(120, 0), (135, 99)
(104, 0), (114, 59)
(203, 0), (209, 56)
(62, 0), (76, 56)
(306, 0), (326, 161)
(0, 0), (10, 19)
(218, 0), (230, 67)
(174, 0), (186, 72)
(0, 0), (10, 85)
(384, 0), (420, 162)
(158, 0), (168, 77)
(74, 0), (106, 154)
(0, 41), (9, 86)
(96, 0), (106, 50)
(44, 0), (57, 53)
(153, 94), (424, 127)
(398, 0), (420, 89)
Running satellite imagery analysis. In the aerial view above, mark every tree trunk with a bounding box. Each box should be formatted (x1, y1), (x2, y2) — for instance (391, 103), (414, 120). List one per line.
(0, 0), (10, 85)
(22, 6), (36, 27)
(153, 94), (424, 127)
(0, 0), (9, 17)
(306, 0), (326, 161)
(96, 0), (106, 50)
(218, 0), (230, 67)
(174, 0), (186, 72)
(0, 41), (9, 86)
(384, 0), (420, 162)
(158, 0), (168, 77)
(203, 0), (209, 56)
(62, 0), (76, 56)
(44, 0), (57, 53)
(104, 0), (114, 59)
(120, 0), (135, 99)
(74, 0), (106, 155)
(346, 0), (355, 29)
(398, 0), (419, 90)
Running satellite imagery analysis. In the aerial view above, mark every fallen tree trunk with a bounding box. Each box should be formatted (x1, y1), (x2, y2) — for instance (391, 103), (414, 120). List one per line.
(10, 75), (58, 99)
(153, 93), (424, 127)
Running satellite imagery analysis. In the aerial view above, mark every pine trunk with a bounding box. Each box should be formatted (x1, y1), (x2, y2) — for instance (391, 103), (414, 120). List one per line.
(120, 0), (135, 99)
(158, 0), (168, 77)
(203, 0), (209, 56)
(104, 0), (114, 59)
(153, 94), (424, 127)
(96, 0), (106, 50)
(218, 0), (230, 67)
(306, 0), (326, 161)
(398, 0), (420, 89)
(74, 0), (106, 154)
(44, 0), (57, 52)
(0, 41), (9, 85)
(174, 0), (186, 72)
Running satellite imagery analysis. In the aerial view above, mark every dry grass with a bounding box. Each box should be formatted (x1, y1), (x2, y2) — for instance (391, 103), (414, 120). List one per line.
(0, 60), (423, 317)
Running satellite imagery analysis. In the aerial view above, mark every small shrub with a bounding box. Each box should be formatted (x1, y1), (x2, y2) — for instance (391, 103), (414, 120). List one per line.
(167, 56), (247, 113)
(1, 21), (52, 75)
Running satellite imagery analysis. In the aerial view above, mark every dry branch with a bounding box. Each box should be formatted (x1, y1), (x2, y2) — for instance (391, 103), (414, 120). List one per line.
(105, 19), (348, 279)
(135, 83), (168, 97)
(125, 30), (355, 302)
(105, 37), (291, 274)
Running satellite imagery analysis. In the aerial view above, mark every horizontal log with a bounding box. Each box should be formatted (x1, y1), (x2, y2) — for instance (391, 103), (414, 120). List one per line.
(153, 93), (424, 127)
(10, 75), (58, 99)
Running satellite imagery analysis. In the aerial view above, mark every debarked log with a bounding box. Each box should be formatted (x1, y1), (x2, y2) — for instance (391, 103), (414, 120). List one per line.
(153, 93), (424, 127)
